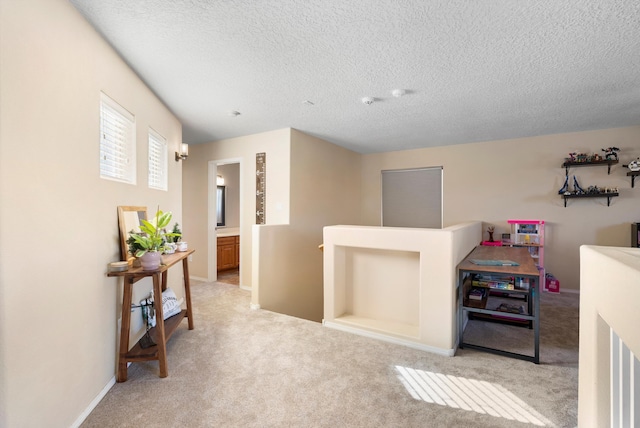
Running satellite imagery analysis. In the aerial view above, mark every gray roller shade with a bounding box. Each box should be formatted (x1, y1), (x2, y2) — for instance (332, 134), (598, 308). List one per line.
(381, 167), (443, 228)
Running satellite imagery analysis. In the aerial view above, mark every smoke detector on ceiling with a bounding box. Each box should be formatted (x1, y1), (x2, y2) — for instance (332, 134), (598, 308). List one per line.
(362, 97), (375, 105)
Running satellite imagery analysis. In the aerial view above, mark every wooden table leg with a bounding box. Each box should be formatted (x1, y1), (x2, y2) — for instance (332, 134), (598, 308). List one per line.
(152, 272), (168, 378)
(117, 280), (133, 382)
(161, 270), (168, 292)
(182, 257), (194, 330)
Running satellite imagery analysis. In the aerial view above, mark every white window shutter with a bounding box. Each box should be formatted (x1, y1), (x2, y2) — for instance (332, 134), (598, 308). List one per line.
(148, 128), (168, 190)
(99, 93), (136, 183)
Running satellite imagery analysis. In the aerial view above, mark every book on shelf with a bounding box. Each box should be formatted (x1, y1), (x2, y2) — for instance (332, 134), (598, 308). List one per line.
(468, 287), (487, 300)
(471, 279), (515, 290)
(495, 303), (525, 314)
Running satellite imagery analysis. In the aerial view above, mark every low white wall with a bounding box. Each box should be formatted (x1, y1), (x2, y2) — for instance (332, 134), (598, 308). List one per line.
(578, 245), (640, 426)
(323, 222), (481, 355)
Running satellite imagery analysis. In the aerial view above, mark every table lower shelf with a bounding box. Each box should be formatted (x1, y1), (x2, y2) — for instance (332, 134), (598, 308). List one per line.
(124, 310), (188, 362)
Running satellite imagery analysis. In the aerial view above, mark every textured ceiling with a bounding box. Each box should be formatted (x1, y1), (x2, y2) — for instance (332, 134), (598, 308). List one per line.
(69, 0), (640, 154)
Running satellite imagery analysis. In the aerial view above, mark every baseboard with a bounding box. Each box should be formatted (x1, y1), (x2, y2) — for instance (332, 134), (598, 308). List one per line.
(189, 276), (209, 282)
(322, 320), (455, 357)
(239, 285), (251, 292)
(70, 375), (116, 428)
(250, 303), (260, 310)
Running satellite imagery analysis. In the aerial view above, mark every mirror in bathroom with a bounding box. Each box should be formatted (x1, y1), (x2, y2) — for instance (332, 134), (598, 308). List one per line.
(217, 186), (226, 227)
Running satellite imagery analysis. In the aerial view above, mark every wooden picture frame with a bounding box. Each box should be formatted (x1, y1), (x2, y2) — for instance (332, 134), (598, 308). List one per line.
(117, 206), (147, 261)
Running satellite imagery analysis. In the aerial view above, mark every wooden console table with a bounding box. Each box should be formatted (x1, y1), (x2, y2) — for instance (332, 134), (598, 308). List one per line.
(108, 249), (195, 382)
(457, 246), (540, 363)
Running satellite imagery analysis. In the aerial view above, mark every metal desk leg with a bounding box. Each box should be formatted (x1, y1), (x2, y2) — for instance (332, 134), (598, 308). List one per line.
(534, 279), (540, 364)
(458, 270), (465, 349)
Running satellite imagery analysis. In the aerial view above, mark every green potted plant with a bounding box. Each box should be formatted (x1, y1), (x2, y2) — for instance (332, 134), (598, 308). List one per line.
(169, 223), (182, 243)
(163, 222), (182, 254)
(129, 209), (181, 270)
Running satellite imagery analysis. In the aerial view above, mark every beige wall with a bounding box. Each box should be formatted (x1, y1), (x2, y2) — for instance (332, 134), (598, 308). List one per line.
(361, 127), (640, 291)
(289, 129), (362, 226)
(182, 129), (291, 285)
(252, 130), (362, 321)
(0, 0), (183, 426)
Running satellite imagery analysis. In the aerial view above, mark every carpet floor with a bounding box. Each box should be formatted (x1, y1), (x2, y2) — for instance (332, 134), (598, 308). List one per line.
(82, 281), (578, 427)
(217, 268), (239, 286)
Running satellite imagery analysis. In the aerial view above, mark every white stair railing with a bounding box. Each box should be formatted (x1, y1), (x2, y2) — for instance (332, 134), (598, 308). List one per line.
(611, 328), (640, 427)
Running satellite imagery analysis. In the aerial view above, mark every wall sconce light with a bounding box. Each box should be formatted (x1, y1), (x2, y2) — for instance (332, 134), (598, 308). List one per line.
(217, 175), (225, 186)
(175, 143), (189, 161)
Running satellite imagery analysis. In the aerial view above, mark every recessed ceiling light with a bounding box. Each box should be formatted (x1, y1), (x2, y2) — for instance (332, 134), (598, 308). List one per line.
(228, 110), (241, 117)
(362, 97), (374, 105)
(392, 89), (406, 98)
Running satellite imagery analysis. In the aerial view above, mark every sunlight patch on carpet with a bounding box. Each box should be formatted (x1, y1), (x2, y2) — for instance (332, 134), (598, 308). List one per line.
(395, 366), (552, 426)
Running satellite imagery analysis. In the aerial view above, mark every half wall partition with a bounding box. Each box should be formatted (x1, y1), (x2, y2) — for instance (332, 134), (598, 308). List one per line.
(323, 222), (481, 356)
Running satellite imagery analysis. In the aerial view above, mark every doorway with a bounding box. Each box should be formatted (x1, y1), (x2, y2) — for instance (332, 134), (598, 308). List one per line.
(209, 159), (242, 285)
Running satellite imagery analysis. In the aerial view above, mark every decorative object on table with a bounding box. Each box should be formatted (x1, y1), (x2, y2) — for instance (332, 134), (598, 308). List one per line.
(164, 223), (182, 254)
(128, 208), (181, 270)
(137, 287), (184, 348)
(140, 288), (183, 327)
(138, 297), (156, 348)
(487, 225), (495, 242)
(501, 233), (512, 245)
(508, 219), (545, 290)
(169, 223), (182, 242)
(108, 261), (129, 273)
(602, 146), (620, 161)
(177, 241), (188, 252)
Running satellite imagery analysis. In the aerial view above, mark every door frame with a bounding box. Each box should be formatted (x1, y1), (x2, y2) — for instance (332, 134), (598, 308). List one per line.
(208, 158), (243, 283)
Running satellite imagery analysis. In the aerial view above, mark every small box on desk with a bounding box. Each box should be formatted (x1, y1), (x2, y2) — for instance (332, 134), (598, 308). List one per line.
(545, 273), (560, 293)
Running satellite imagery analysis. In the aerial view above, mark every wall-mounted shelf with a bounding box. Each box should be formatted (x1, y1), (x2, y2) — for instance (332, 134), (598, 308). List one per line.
(562, 193), (619, 207)
(562, 159), (618, 175)
(626, 170), (640, 188)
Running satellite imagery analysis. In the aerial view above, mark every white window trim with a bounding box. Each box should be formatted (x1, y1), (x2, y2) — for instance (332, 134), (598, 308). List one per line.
(99, 92), (136, 184)
(148, 127), (168, 191)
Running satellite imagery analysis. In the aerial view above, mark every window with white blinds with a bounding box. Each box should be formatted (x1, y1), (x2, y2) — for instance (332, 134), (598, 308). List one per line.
(99, 93), (136, 183)
(148, 128), (168, 190)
